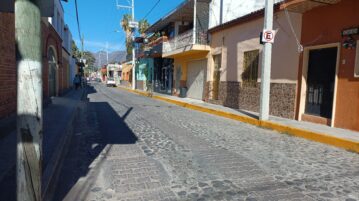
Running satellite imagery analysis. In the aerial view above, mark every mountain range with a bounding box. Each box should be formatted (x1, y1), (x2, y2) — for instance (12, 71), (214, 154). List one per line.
(92, 51), (127, 68)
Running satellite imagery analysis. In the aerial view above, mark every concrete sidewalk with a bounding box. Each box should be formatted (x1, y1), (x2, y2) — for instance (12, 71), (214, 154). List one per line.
(118, 86), (359, 153)
(0, 88), (85, 200)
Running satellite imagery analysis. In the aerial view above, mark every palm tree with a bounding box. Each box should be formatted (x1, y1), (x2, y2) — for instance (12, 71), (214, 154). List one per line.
(138, 19), (150, 36)
(121, 14), (133, 56)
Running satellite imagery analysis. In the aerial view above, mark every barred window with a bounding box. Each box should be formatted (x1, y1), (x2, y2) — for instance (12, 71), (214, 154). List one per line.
(242, 50), (259, 83)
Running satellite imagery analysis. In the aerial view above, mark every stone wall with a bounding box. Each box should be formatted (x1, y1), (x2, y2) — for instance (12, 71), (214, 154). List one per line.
(205, 81), (296, 119)
(136, 80), (145, 91)
(120, 81), (132, 88)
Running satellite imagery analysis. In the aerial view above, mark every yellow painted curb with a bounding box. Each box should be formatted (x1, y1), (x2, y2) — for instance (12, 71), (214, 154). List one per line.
(117, 86), (359, 153)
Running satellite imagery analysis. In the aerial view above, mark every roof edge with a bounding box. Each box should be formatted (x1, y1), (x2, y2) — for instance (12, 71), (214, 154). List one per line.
(208, 3), (282, 34)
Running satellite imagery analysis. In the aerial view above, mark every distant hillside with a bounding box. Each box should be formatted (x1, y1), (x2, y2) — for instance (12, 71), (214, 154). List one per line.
(92, 51), (126, 68)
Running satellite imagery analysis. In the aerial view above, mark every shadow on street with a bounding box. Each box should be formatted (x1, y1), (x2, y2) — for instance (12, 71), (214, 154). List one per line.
(53, 85), (138, 201)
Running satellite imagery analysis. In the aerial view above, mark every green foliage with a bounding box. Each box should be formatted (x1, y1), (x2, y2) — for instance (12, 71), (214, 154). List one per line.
(71, 40), (81, 59)
(138, 19), (150, 35)
(82, 51), (96, 67)
(121, 14), (133, 56)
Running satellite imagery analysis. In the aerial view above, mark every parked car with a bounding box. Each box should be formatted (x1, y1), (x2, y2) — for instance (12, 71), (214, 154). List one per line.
(106, 78), (116, 87)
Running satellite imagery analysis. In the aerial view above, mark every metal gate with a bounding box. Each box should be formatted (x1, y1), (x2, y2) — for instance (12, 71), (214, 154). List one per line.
(187, 59), (206, 100)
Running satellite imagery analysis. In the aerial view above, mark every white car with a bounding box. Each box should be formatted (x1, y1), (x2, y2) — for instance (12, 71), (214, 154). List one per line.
(106, 78), (116, 87)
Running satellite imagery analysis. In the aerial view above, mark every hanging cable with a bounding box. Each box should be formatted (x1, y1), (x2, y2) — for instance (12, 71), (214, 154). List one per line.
(141, 0), (161, 20)
(75, 0), (82, 41)
(284, 8), (303, 52)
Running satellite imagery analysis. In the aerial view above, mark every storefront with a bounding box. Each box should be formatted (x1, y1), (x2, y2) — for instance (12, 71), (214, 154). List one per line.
(121, 62), (133, 88)
(286, 0), (359, 131)
(136, 58), (154, 91)
(153, 58), (174, 95)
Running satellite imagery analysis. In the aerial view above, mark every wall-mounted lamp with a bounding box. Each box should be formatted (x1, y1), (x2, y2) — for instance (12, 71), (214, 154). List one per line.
(343, 36), (357, 49)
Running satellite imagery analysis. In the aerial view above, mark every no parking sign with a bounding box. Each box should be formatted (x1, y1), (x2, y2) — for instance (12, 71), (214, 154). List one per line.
(261, 29), (276, 44)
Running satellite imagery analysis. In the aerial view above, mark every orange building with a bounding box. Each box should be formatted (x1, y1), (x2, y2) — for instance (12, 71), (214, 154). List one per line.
(283, 0), (359, 131)
(121, 62), (133, 88)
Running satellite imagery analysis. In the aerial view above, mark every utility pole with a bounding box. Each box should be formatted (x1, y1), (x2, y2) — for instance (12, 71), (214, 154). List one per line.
(106, 42), (109, 64)
(99, 52), (102, 68)
(131, 0), (136, 90)
(81, 34), (84, 59)
(80, 34), (85, 76)
(117, 0), (136, 90)
(193, 0), (197, 44)
(15, 0), (42, 200)
(259, 0), (274, 120)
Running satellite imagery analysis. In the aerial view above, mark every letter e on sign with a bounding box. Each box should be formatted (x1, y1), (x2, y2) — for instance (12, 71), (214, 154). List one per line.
(262, 29), (276, 44)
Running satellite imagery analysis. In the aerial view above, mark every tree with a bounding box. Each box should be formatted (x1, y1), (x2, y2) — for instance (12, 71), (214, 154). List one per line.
(121, 14), (133, 56)
(138, 19), (150, 35)
(71, 40), (81, 59)
(82, 51), (96, 67)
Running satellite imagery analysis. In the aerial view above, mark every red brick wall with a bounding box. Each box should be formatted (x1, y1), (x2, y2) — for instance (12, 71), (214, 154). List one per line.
(41, 21), (62, 98)
(0, 13), (16, 119)
(0, 17), (66, 119)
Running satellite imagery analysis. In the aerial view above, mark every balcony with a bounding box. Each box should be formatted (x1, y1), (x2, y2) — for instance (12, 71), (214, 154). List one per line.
(162, 29), (210, 58)
(280, 0), (341, 13)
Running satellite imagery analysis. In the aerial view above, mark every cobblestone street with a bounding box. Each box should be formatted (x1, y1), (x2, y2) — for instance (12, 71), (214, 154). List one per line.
(55, 83), (359, 201)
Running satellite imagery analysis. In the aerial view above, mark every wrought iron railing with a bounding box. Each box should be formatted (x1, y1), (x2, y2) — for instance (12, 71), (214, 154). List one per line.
(163, 29), (208, 54)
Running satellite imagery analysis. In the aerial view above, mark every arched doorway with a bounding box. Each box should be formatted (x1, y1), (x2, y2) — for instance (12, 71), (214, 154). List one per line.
(48, 47), (57, 97)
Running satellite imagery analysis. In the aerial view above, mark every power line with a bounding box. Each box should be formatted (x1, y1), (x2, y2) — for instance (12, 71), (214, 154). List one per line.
(74, 0), (82, 41)
(142, 0), (161, 20)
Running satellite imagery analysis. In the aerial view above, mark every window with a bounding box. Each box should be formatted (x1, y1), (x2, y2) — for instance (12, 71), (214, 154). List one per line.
(57, 12), (60, 33)
(213, 54), (222, 71)
(355, 41), (359, 77)
(242, 50), (259, 83)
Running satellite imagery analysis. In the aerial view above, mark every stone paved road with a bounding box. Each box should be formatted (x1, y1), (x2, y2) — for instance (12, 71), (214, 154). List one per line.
(54, 83), (359, 201)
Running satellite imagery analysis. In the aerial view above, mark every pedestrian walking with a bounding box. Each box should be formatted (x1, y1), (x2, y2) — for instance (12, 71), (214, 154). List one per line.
(73, 74), (81, 90)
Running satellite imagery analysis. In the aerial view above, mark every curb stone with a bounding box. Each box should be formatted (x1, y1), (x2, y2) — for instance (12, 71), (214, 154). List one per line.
(117, 86), (359, 154)
(42, 88), (87, 201)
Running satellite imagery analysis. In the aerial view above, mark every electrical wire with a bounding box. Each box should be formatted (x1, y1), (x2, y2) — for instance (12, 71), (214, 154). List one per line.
(74, 0), (82, 41)
(284, 8), (303, 52)
(141, 0), (161, 20)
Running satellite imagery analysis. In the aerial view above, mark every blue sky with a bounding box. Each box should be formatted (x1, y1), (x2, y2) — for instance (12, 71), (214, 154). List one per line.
(63, 0), (184, 52)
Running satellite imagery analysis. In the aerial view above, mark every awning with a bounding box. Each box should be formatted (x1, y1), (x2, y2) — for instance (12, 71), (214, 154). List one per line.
(122, 64), (133, 73)
(280, 0), (341, 13)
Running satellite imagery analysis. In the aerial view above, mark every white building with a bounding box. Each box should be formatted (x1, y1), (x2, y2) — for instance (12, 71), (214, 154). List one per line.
(107, 64), (122, 85)
(209, 0), (284, 29)
(47, 0), (77, 89)
(48, 0), (65, 38)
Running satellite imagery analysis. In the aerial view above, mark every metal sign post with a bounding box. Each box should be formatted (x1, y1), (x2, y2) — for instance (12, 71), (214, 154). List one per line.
(259, 0), (274, 121)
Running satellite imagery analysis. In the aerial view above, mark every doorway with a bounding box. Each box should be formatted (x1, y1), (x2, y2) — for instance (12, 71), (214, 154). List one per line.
(187, 59), (206, 100)
(48, 48), (57, 97)
(304, 47), (338, 119)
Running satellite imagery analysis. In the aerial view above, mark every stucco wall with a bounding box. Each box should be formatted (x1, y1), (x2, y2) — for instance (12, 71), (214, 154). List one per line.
(297, 0), (359, 131)
(173, 52), (209, 85)
(209, 11), (302, 84)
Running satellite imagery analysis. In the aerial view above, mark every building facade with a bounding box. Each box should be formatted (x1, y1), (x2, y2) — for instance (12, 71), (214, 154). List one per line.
(145, 0), (211, 99)
(283, 0), (359, 131)
(0, 0), (73, 120)
(206, 9), (302, 119)
(121, 61), (133, 88)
